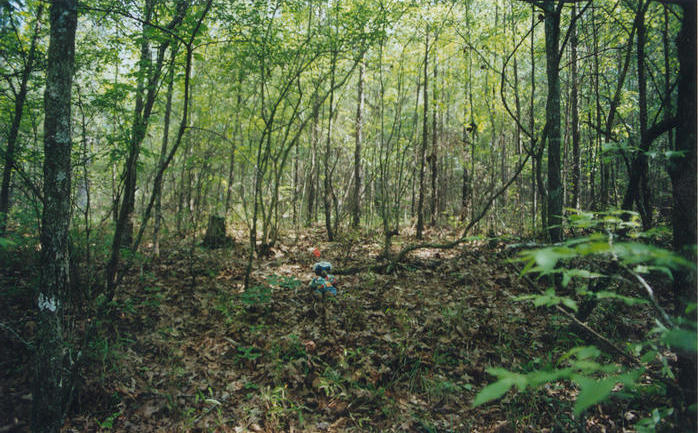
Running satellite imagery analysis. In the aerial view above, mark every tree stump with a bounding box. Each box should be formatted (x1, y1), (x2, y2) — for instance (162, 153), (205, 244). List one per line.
(203, 215), (230, 248)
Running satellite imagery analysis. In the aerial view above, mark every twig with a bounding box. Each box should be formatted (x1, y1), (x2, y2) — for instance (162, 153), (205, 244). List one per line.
(0, 321), (32, 349)
(627, 268), (674, 328)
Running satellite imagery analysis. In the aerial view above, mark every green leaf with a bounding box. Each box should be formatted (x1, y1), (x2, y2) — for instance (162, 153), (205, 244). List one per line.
(472, 379), (514, 407)
(595, 291), (648, 306)
(662, 328), (697, 353)
(562, 297), (579, 312)
(0, 237), (16, 248)
(561, 346), (600, 362)
(573, 376), (616, 415)
(640, 350), (658, 363)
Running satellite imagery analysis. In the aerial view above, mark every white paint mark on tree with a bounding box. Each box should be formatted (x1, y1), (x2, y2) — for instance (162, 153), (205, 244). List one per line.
(38, 293), (59, 312)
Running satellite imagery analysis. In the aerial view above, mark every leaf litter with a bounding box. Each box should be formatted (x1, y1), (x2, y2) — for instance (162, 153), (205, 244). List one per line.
(0, 229), (662, 432)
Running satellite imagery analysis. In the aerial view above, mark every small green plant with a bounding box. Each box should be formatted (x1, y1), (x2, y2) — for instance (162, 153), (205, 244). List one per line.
(265, 274), (301, 290)
(241, 284), (272, 307)
(273, 334), (306, 361)
(143, 286), (165, 308)
(422, 374), (462, 402)
(237, 345), (262, 366)
(317, 367), (348, 398)
(259, 385), (307, 428)
(214, 290), (240, 323)
(97, 411), (122, 429)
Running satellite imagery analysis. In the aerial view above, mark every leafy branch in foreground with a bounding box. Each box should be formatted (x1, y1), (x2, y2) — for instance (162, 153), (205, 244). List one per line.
(474, 210), (697, 430)
(473, 346), (642, 416)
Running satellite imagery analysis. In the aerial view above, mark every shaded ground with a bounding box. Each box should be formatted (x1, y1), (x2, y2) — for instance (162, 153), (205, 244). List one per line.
(1, 228), (663, 432)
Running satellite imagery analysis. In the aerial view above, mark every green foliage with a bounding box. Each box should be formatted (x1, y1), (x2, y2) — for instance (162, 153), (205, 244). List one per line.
(473, 346), (642, 416)
(475, 211), (697, 427)
(142, 286), (165, 308)
(272, 333), (306, 361)
(516, 287), (579, 312)
(97, 411), (122, 429)
(635, 408), (674, 433)
(0, 236), (16, 249)
(241, 284), (272, 307)
(259, 385), (308, 428)
(265, 274), (301, 290)
(236, 345), (262, 364)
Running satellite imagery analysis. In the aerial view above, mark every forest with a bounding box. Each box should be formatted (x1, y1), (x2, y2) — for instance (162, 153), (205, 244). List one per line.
(0, 0), (696, 432)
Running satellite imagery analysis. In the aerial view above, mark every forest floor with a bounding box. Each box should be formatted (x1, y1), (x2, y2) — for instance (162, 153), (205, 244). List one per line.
(1, 228), (664, 432)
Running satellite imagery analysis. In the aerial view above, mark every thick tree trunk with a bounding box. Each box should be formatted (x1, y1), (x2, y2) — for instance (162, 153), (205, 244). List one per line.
(0, 4), (43, 235)
(33, 1), (77, 432)
(203, 215), (229, 248)
(544, 1), (562, 242)
(671, 3), (697, 428)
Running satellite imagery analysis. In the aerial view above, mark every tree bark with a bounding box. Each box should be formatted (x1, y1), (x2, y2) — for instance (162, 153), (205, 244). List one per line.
(33, 1), (77, 432)
(544, 0), (562, 242)
(323, 48), (337, 241)
(670, 3), (697, 427)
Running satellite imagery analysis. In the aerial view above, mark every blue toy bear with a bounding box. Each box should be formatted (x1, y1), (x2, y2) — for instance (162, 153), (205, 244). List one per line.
(310, 261), (337, 296)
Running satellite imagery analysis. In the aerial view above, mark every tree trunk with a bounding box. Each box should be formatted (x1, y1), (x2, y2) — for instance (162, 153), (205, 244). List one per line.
(107, 0), (156, 296)
(430, 45), (439, 226)
(306, 99), (319, 227)
(352, 57), (364, 229)
(323, 49), (337, 242)
(671, 3), (697, 428)
(570, 2), (580, 211)
(0, 4), (43, 235)
(544, 0), (562, 242)
(153, 49), (176, 258)
(33, 1), (77, 432)
(530, 3), (537, 232)
(592, 2), (608, 210)
(225, 75), (242, 219)
(203, 215), (229, 248)
(621, 1), (652, 229)
(416, 24), (429, 240)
